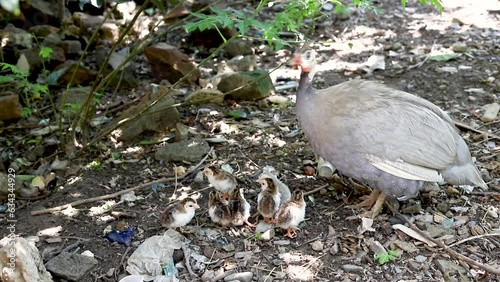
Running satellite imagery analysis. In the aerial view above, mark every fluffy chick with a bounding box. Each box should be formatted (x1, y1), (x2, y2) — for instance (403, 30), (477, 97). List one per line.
(258, 172), (291, 204)
(208, 191), (232, 227)
(275, 190), (306, 238)
(202, 166), (236, 199)
(160, 198), (200, 228)
(229, 188), (255, 227)
(257, 177), (281, 223)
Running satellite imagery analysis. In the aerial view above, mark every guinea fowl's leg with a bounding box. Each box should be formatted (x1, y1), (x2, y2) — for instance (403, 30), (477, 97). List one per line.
(346, 189), (381, 209)
(346, 191), (386, 220)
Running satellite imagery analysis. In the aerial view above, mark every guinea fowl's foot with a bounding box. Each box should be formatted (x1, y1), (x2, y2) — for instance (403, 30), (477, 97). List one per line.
(346, 189), (381, 209)
(346, 190), (386, 220)
(284, 227), (300, 238)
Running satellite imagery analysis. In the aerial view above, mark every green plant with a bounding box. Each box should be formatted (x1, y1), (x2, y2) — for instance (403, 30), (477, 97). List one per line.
(374, 250), (400, 264)
(87, 160), (102, 169)
(185, 0), (443, 50)
(0, 63), (49, 117)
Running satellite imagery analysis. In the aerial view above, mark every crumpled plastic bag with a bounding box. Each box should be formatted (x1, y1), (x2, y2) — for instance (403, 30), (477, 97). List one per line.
(125, 229), (187, 282)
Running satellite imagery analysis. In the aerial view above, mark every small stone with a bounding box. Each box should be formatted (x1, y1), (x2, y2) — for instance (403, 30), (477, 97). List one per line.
(481, 102), (500, 122)
(487, 209), (498, 219)
(155, 138), (210, 163)
(425, 223), (446, 238)
(258, 276), (273, 282)
(329, 242), (339, 255)
(436, 202), (450, 213)
(402, 203), (422, 214)
(273, 271), (286, 279)
(450, 42), (467, 52)
(342, 264), (364, 273)
(260, 228), (275, 241)
(222, 243), (236, 252)
(185, 89), (225, 105)
(392, 42), (402, 50)
(224, 272), (253, 282)
(273, 240), (290, 246)
(310, 240), (323, 251)
(415, 255), (427, 263)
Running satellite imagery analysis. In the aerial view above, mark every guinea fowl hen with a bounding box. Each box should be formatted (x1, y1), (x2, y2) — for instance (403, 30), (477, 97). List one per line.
(292, 50), (487, 219)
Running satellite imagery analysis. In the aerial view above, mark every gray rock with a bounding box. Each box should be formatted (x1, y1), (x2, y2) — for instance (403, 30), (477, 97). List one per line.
(217, 70), (274, 101)
(0, 237), (52, 282)
(0, 92), (22, 121)
(425, 223), (446, 238)
(185, 89), (225, 105)
(219, 55), (257, 73)
(155, 138), (210, 162)
(436, 202), (449, 213)
(436, 259), (468, 281)
(222, 243), (236, 252)
(342, 264), (364, 273)
(415, 255), (427, 263)
(45, 251), (98, 281)
(225, 38), (254, 58)
(258, 276), (273, 282)
(116, 87), (180, 141)
(224, 272), (253, 282)
(260, 228), (275, 241)
(61, 40), (82, 55)
(450, 42), (467, 53)
(402, 203), (422, 214)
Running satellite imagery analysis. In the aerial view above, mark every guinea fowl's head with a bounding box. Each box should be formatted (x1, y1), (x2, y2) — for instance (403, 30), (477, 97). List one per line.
(292, 50), (316, 74)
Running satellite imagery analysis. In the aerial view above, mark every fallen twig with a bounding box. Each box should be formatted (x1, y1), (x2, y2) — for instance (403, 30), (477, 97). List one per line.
(31, 147), (214, 216)
(386, 203), (500, 275)
(303, 184), (329, 196)
(454, 121), (500, 141)
(448, 233), (500, 248)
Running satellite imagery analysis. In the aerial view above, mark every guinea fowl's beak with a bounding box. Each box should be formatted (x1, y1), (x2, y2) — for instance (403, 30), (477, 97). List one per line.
(291, 54), (303, 70)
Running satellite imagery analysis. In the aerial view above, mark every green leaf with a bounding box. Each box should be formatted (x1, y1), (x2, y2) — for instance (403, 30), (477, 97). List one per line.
(428, 53), (461, 62)
(227, 110), (248, 120)
(374, 250), (400, 264)
(39, 47), (53, 59)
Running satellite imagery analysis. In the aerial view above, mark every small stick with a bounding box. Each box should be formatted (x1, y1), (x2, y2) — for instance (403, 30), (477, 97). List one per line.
(454, 120), (500, 141)
(31, 147), (214, 216)
(386, 203), (500, 275)
(448, 234), (500, 248)
(303, 184), (329, 196)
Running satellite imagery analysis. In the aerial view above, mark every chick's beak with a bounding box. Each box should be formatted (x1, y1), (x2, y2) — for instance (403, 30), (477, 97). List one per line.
(194, 203), (200, 209)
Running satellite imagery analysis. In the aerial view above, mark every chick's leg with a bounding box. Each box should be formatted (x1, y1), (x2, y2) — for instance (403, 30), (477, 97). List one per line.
(284, 227), (300, 238)
(346, 190), (386, 220)
(263, 217), (274, 224)
(244, 220), (256, 228)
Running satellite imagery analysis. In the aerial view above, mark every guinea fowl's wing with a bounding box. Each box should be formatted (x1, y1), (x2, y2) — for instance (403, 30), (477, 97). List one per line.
(318, 80), (459, 181)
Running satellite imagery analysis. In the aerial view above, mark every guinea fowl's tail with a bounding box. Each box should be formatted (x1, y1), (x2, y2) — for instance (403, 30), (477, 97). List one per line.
(441, 163), (487, 190)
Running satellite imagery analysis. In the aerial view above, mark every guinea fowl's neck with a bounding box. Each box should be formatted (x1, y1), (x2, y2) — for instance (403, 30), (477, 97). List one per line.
(297, 71), (314, 97)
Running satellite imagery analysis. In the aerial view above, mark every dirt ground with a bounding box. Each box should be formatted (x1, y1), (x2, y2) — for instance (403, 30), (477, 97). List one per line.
(7, 0), (500, 281)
